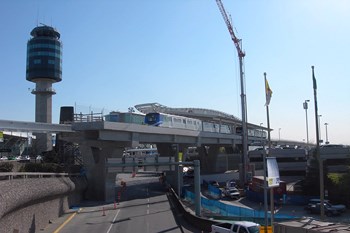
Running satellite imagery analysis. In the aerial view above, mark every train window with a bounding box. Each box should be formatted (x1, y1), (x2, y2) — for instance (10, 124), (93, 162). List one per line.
(174, 118), (181, 123)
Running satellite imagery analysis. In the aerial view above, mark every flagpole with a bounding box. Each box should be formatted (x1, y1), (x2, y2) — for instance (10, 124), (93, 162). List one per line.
(263, 72), (269, 233)
(266, 104), (274, 230)
(312, 66), (325, 219)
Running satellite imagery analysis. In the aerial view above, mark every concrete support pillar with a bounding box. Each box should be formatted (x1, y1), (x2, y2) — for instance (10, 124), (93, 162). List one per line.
(174, 144), (185, 196)
(80, 144), (123, 202)
(197, 146), (208, 171)
(156, 143), (174, 157)
(194, 160), (201, 216)
(34, 133), (53, 154)
(198, 145), (220, 173)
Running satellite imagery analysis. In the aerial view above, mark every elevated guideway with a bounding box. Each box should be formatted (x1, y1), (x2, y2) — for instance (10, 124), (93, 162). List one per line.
(318, 146), (350, 160)
(248, 146), (350, 175)
(0, 119), (73, 133)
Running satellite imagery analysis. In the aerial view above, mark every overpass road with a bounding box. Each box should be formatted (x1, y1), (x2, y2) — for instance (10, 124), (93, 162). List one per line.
(41, 173), (202, 233)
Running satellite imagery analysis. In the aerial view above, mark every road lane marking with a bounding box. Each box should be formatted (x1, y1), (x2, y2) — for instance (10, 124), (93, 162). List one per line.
(147, 186), (150, 214)
(106, 209), (121, 233)
(53, 208), (82, 233)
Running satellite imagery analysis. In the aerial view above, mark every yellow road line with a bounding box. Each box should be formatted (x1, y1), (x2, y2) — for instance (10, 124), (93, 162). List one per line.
(53, 208), (82, 233)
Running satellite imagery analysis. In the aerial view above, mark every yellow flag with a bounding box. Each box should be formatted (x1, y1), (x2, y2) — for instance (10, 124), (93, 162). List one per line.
(265, 77), (272, 106)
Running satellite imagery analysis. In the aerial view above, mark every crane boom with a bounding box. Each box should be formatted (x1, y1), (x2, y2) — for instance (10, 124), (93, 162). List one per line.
(215, 0), (248, 187)
(216, 0), (245, 58)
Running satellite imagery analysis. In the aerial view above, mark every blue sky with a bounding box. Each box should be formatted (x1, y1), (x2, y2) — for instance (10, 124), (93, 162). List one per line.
(1, 0), (349, 145)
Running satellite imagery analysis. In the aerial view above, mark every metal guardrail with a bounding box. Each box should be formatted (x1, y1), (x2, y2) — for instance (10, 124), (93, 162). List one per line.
(0, 172), (80, 180)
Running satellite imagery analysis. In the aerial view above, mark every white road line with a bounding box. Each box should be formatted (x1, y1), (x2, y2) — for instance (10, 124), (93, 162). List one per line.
(147, 198), (150, 214)
(106, 209), (121, 233)
(147, 186), (150, 214)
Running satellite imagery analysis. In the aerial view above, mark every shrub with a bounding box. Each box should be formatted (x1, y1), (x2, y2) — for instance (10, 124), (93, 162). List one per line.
(0, 162), (14, 172)
(19, 163), (64, 173)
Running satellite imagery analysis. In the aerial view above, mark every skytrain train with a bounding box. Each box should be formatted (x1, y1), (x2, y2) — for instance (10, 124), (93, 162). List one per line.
(144, 112), (266, 138)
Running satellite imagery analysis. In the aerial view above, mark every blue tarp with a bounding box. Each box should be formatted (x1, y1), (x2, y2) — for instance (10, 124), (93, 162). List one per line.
(183, 189), (297, 221)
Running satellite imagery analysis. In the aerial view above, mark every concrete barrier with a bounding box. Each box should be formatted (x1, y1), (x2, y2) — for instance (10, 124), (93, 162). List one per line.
(0, 177), (86, 233)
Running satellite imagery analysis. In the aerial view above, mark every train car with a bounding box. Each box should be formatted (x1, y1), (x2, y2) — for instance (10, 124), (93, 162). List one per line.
(236, 126), (266, 138)
(203, 122), (231, 134)
(105, 112), (145, 124)
(220, 124), (231, 134)
(145, 113), (262, 137)
(145, 112), (202, 130)
(202, 122), (218, 132)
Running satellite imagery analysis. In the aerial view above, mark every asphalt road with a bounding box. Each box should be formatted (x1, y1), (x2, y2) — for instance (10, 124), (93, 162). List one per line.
(42, 173), (202, 233)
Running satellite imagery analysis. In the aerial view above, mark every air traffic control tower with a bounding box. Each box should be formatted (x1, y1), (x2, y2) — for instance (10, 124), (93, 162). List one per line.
(26, 25), (62, 152)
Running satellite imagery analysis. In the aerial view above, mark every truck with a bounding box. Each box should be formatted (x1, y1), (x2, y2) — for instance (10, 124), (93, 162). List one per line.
(211, 221), (260, 233)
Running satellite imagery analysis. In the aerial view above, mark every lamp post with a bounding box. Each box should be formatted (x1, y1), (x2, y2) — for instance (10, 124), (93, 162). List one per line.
(260, 122), (263, 138)
(278, 128), (281, 141)
(303, 100), (310, 146)
(318, 114), (322, 143)
(324, 123), (329, 144)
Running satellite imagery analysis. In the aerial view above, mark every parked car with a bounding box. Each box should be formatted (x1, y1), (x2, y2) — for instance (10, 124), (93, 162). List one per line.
(16, 155), (30, 162)
(308, 203), (340, 216)
(211, 221), (260, 233)
(223, 187), (240, 199)
(305, 199), (346, 213)
(209, 180), (220, 188)
(226, 180), (237, 189)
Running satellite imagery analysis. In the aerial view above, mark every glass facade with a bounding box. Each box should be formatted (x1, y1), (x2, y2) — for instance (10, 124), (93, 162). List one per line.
(26, 26), (62, 82)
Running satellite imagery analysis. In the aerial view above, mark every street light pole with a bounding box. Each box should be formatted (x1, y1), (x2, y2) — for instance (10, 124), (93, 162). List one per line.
(318, 114), (322, 142)
(324, 123), (329, 144)
(303, 100), (310, 146)
(278, 128), (281, 141)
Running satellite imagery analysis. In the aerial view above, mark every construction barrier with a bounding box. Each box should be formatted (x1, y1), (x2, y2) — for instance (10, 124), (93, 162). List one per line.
(260, 226), (272, 233)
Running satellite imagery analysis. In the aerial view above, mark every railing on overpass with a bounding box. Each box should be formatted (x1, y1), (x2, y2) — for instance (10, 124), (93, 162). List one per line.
(0, 172), (80, 180)
(74, 112), (104, 122)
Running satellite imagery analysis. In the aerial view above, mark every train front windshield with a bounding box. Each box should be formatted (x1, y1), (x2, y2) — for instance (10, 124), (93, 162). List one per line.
(145, 113), (160, 125)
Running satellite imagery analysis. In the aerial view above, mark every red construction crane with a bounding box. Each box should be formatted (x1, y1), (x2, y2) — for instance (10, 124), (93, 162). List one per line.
(215, 0), (248, 186)
(216, 0), (245, 58)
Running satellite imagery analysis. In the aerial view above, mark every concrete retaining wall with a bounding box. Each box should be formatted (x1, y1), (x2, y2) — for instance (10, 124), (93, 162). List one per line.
(0, 177), (87, 233)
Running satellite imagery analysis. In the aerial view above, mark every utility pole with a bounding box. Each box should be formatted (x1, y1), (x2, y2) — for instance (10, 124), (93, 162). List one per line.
(216, 0), (248, 184)
(303, 100), (310, 146)
(312, 66), (325, 219)
(324, 123), (329, 144)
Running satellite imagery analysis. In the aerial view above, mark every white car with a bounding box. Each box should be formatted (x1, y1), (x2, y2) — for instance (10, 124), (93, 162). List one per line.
(16, 155), (30, 162)
(223, 187), (240, 199)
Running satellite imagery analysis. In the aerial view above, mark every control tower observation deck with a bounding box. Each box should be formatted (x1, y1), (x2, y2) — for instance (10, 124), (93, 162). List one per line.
(26, 25), (62, 152)
(26, 25), (62, 124)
